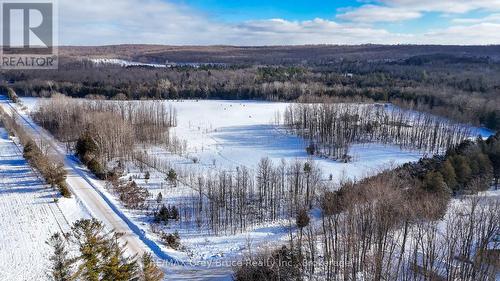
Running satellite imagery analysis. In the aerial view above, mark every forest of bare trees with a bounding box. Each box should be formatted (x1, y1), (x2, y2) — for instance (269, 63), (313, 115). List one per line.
(32, 95), (177, 176)
(235, 188), (499, 281)
(119, 151), (323, 235)
(174, 158), (322, 235)
(234, 132), (500, 280)
(283, 103), (471, 160)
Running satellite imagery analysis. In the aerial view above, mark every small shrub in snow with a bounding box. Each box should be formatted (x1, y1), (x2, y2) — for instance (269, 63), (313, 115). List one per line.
(58, 181), (71, 198)
(305, 142), (315, 155)
(156, 192), (163, 204)
(166, 169), (177, 186)
(153, 204), (179, 224)
(87, 158), (105, 179)
(21, 140), (69, 198)
(115, 181), (149, 209)
(233, 245), (302, 281)
(160, 231), (181, 250)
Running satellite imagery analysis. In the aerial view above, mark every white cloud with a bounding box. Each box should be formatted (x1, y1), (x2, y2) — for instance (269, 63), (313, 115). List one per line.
(59, 0), (232, 45)
(58, 0), (413, 45)
(234, 18), (413, 45)
(420, 23), (500, 44)
(56, 0), (500, 45)
(380, 0), (500, 13)
(452, 13), (500, 24)
(338, 0), (500, 24)
(337, 5), (421, 22)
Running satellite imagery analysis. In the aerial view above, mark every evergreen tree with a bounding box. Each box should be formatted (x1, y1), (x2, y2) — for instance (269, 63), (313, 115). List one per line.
(440, 159), (457, 191)
(49, 219), (143, 281)
(296, 208), (310, 255)
(139, 253), (164, 281)
(485, 134), (500, 187)
(423, 171), (449, 194)
(471, 153), (493, 177)
(47, 233), (74, 281)
(166, 169), (177, 187)
(156, 192), (163, 204)
(296, 208), (310, 229)
(75, 131), (98, 163)
(451, 155), (472, 187)
(101, 233), (138, 281)
(71, 219), (108, 281)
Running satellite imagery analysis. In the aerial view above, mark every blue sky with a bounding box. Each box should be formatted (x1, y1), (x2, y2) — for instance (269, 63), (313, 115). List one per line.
(58, 0), (500, 45)
(170, 0), (360, 22)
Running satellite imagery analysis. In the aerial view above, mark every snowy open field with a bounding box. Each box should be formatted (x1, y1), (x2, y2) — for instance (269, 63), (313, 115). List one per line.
(0, 128), (88, 281)
(22, 98), (482, 180)
(166, 100), (430, 181)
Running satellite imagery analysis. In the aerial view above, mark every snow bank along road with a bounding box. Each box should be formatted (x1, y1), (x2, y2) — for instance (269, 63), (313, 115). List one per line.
(0, 97), (176, 261)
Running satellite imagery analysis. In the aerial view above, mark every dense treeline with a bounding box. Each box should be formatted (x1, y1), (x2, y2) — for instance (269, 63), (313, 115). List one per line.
(236, 132), (500, 281)
(32, 95), (177, 179)
(1, 49), (499, 130)
(283, 103), (471, 160)
(33, 94), (176, 145)
(0, 107), (70, 197)
(295, 185), (500, 281)
(57, 45), (500, 65)
(418, 136), (499, 194)
(47, 218), (164, 281)
(236, 191), (499, 281)
(315, 166), (498, 280)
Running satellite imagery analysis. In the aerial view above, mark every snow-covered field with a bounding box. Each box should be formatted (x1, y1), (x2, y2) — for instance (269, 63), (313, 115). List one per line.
(88, 58), (225, 68)
(166, 100), (430, 180)
(0, 128), (88, 281)
(21, 98), (454, 180)
(90, 58), (168, 68)
(22, 98), (492, 181)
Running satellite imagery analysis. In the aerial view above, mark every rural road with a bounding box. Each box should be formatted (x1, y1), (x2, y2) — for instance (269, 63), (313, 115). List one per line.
(0, 96), (149, 257)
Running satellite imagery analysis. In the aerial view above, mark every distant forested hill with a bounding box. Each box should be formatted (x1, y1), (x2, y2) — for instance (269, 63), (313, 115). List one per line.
(1, 45), (499, 130)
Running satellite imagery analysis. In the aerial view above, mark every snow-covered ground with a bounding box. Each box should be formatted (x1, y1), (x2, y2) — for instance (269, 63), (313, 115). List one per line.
(90, 58), (168, 68)
(0, 128), (89, 281)
(88, 58), (226, 68)
(17, 97), (496, 274)
(18, 98), (428, 261)
(166, 100), (429, 181)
